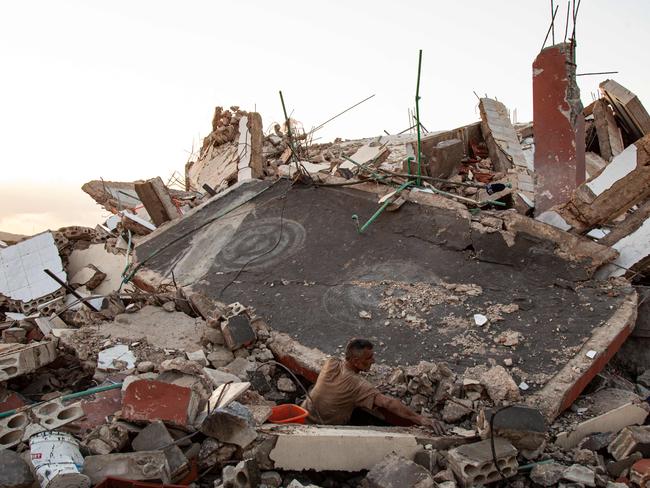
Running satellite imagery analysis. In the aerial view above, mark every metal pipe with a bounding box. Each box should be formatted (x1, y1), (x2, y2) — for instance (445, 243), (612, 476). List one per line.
(415, 50), (423, 186)
(43, 268), (100, 312)
(358, 181), (413, 234)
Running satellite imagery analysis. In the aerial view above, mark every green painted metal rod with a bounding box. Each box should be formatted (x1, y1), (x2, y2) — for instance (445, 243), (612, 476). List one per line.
(356, 181), (413, 233)
(0, 382), (123, 419)
(415, 49), (423, 187)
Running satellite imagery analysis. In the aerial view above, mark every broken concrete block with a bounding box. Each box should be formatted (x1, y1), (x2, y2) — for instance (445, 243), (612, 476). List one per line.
(132, 421), (188, 480)
(82, 451), (171, 485)
(606, 451), (642, 478)
(267, 332), (327, 383)
(365, 453), (435, 488)
(84, 423), (129, 454)
(134, 177), (180, 227)
(479, 366), (521, 404)
(186, 349), (208, 367)
(0, 449), (34, 488)
(447, 438), (518, 487)
(222, 357), (257, 381)
(608, 425), (650, 461)
(630, 459), (650, 487)
(478, 405), (546, 451)
(221, 314), (256, 351)
(413, 449), (440, 475)
(533, 42), (586, 213)
(121, 379), (199, 428)
(207, 347), (235, 368)
(2, 328), (26, 344)
(600, 79), (650, 141)
(203, 367), (241, 388)
(260, 471), (283, 488)
(200, 401), (257, 448)
(540, 133), (650, 234)
(530, 462), (567, 487)
(593, 99), (624, 161)
(424, 139), (464, 180)
(221, 459), (260, 488)
(562, 464), (596, 487)
(555, 401), (649, 449)
(441, 398), (472, 423)
(266, 424), (420, 472)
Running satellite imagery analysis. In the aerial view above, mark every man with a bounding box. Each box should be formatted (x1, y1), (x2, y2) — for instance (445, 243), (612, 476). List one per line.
(302, 338), (445, 434)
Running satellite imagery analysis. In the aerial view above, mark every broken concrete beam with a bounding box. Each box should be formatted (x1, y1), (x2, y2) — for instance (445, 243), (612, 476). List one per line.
(0, 341), (58, 382)
(528, 291), (638, 420)
(608, 426), (650, 461)
(533, 42), (586, 213)
(222, 314), (256, 351)
(263, 424), (420, 472)
(121, 210), (156, 235)
(596, 199), (650, 279)
(593, 99), (624, 161)
(82, 451), (171, 485)
(199, 401), (257, 449)
(554, 401), (649, 449)
(586, 151), (608, 179)
(121, 379), (199, 428)
(479, 97), (527, 172)
(477, 406), (546, 451)
(365, 453), (435, 488)
(600, 79), (650, 141)
(538, 133), (650, 234)
(447, 437), (518, 487)
(267, 332), (328, 383)
(134, 177), (180, 226)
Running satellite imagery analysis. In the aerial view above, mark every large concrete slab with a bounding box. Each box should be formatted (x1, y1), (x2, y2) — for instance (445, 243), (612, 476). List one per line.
(135, 180), (632, 396)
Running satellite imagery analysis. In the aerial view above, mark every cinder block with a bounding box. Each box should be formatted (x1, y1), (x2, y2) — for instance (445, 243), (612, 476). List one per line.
(221, 315), (256, 351)
(608, 426), (650, 461)
(0, 398), (84, 449)
(121, 380), (199, 428)
(447, 437), (518, 487)
(222, 459), (260, 488)
(82, 451), (171, 485)
(0, 341), (58, 381)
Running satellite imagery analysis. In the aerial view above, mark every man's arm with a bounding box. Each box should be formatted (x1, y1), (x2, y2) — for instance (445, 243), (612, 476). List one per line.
(374, 393), (445, 435)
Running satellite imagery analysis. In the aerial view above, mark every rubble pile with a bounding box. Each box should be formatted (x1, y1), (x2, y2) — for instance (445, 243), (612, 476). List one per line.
(2, 40), (650, 488)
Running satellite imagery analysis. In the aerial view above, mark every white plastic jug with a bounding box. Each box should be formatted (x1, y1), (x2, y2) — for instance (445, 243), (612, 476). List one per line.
(29, 431), (91, 488)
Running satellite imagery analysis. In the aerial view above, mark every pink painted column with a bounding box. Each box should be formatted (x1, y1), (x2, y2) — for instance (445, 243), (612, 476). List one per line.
(533, 42), (586, 213)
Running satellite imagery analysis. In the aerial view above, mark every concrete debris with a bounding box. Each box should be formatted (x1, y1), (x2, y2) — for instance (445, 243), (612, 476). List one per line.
(1, 42), (650, 488)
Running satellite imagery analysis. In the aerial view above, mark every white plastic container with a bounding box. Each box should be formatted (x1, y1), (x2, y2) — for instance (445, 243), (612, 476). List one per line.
(29, 431), (91, 488)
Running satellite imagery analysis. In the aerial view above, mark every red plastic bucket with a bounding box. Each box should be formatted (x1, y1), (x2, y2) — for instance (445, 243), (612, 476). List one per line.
(268, 404), (309, 424)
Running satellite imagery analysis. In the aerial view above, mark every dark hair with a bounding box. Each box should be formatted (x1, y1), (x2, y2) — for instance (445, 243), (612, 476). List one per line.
(345, 338), (373, 360)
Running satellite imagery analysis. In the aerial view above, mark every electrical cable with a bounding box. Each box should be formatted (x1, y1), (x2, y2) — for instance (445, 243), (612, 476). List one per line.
(489, 405), (516, 486)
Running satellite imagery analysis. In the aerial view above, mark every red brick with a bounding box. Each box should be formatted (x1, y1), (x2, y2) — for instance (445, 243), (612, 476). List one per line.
(533, 42), (586, 213)
(121, 380), (198, 428)
(631, 459), (650, 487)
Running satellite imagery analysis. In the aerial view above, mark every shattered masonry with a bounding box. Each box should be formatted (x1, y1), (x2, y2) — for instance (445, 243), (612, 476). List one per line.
(1, 41), (650, 488)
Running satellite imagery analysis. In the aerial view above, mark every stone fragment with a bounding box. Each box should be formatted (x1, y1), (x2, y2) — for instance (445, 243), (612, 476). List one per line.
(85, 423), (129, 454)
(82, 451), (171, 485)
(530, 462), (567, 487)
(260, 470), (283, 488)
(200, 401), (257, 448)
(222, 357), (257, 381)
(608, 425), (650, 461)
(186, 349), (208, 367)
(222, 459), (260, 488)
(447, 438), (518, 487)
(198, 438), (237, 471)
(562, 464), (596, 487)
(413, 449), (440, 475)
(137, 361), (155, 373)
(121, 379), (199, 428)
(222, 314), (257, 351)
(203, 367), (241, 387)
(2, 328), (26, 344)
(277, 377), (296, 393)
(479, 366), (521, 404)
(0, 449), (34, 488)
(478, 406), (546, 451)
(441, 399), (473, 423)
(606, 452), (642, 478)
(132, 420), (188, 479)
(578, 432), (615, 452)
(365, 453), (435, 488)
(208, 347), (235, 368)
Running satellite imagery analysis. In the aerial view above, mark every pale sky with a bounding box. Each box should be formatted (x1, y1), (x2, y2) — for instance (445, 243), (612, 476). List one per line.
(1, 1), (648, 235)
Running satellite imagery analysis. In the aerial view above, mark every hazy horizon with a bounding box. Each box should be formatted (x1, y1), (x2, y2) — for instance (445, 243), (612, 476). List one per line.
(2, 0), (648, 235)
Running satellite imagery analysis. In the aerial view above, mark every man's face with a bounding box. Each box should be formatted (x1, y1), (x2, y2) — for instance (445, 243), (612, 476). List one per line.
(352, 348), (375, 372)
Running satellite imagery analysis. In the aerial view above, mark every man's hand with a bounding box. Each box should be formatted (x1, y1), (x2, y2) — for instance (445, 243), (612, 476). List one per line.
(418, 416), (446, 435)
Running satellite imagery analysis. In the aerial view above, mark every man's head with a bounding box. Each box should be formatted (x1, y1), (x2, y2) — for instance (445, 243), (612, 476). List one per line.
(345, 338), (375, 372)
